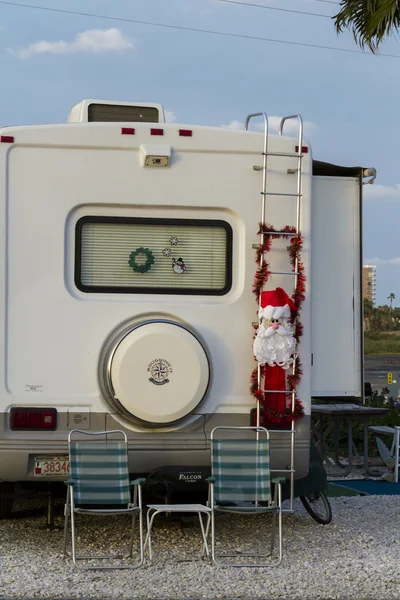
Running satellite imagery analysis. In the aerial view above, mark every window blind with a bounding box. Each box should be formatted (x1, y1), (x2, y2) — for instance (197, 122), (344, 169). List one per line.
(76, 217), (232, 295)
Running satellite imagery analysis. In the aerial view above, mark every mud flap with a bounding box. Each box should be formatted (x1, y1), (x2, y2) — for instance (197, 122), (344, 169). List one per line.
(144, 465), (210, 502)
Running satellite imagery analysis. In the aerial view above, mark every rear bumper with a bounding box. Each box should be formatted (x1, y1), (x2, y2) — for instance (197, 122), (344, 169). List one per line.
(0, 412), (311, 481)
(0, 443), (310, 482)
(0, 446), (210, 482)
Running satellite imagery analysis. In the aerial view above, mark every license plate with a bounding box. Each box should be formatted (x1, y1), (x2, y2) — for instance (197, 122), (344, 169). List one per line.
(33, 456), (70, 477)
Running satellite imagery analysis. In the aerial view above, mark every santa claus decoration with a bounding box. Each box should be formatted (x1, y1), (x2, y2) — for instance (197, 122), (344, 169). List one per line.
(253, 287), (297, 369)
(252, 287), (304, 427)
(250, 223), (306, 427)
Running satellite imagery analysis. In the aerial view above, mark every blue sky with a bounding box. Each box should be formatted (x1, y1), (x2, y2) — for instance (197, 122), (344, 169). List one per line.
(0, 0), (398, 306)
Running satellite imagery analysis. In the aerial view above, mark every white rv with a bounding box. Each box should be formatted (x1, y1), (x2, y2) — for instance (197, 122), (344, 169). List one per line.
(0, 100), (374, 517)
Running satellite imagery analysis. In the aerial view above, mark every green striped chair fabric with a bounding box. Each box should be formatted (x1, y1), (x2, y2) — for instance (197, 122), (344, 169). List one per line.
(70, 441), (130, 505)
(212, 438), (271, 505)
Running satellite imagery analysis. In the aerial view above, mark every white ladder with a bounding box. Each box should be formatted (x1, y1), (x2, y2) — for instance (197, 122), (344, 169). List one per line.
(245, 112), (304, 512)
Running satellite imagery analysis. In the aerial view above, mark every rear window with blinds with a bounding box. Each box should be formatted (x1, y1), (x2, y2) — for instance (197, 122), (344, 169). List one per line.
(75, 217), (233, 295)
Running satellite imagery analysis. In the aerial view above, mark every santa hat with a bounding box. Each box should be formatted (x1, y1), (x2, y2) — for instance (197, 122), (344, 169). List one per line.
(258, 287), (297, 321)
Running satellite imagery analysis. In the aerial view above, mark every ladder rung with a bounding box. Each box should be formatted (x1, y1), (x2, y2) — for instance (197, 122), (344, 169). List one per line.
(269, 271), (299, 276)
(262, 152), (304, 158)
(262, 231), (298, 237)
(268, 429), (296, 434)
(252, 234), (298, 248)
(270, 468), (296, 473)
(261, 390), (295, 394)
(261, 192), (301, 197)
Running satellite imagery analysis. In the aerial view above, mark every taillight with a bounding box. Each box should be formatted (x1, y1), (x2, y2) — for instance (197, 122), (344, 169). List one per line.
(10, 407), (57, 431)
(295, 145), (308, 154)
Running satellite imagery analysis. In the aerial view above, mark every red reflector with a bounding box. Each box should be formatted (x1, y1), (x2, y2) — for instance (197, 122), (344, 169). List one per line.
(10, 407), (57, 430)
(1, 136), (14, 143)
(295, 145), (308, 154)
(27, 411), (41, 428)
(11, 410), (26, 429)
(121, 127), (135, 135)
(150, 128), (164, 136)
(179, 129), (192, 137)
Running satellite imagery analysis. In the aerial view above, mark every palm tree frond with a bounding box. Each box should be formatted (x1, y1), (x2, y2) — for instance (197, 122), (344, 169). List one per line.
(334, 0), (400, 53)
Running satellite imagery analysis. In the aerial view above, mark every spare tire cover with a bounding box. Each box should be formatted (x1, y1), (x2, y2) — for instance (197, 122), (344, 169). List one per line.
(109, 321), (210, 425)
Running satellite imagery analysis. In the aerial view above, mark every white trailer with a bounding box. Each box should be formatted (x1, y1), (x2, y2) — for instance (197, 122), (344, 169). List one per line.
(0, 100), (375, 517)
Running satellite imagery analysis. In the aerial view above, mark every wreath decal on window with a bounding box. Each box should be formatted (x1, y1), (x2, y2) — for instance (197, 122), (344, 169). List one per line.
(129, 247), (155, 274)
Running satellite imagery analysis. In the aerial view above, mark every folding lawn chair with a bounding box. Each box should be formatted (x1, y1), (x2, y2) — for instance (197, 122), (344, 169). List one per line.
(207, 426), (284, 567)
(63, 429), (144, 569)
(369, 425), (400, 483)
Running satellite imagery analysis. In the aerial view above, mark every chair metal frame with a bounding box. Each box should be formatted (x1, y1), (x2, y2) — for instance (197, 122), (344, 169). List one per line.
(63, 429), (144, 570)
(144, 503), (212, 563)
(207, 426), (284, 567)
(370, 425), (400, 483)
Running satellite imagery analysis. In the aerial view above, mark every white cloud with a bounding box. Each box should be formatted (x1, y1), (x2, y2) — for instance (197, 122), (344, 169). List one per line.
(222, 120), (244, 131)
(222, 116), (317, 137)
(364, 183), (400, 201)
(364, 257), (400, 266)
(270, 116), (316, 136)
(164, 110), (177, 123)
(14, 28), (134, 59)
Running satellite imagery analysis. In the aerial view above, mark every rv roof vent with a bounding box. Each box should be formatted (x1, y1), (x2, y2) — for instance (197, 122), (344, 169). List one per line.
(67, 99), (165, 124)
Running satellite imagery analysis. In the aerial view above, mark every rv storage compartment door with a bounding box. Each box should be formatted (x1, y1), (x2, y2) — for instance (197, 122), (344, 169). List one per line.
(311, 176), (362, 400)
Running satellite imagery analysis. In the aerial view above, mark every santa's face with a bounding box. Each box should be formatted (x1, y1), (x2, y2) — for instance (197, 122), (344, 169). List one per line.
(262, 316), (292, 338)
(253, 315), (296, 368)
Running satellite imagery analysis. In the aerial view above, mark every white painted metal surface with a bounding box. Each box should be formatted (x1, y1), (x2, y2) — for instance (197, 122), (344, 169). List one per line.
(311, 176), (362, 398)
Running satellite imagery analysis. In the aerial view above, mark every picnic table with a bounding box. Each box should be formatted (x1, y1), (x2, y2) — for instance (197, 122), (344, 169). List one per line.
(311, 403), (390, 476)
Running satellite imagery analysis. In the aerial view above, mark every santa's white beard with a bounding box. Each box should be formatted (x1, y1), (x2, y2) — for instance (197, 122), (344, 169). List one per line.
(253, 324), (297, 368)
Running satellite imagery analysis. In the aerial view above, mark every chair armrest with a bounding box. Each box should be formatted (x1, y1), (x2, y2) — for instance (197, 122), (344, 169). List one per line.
(130, 478), (146, 486)
(206, 476), (216, 484)
(271, 477), (286, 484)
(64, 479), (76, 486)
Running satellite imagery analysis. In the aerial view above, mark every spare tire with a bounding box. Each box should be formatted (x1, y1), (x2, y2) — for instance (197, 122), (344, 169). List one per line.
(101, 319), (210, 427)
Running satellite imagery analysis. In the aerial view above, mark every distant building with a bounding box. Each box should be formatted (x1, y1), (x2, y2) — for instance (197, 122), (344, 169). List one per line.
(363, 265), (376, 305)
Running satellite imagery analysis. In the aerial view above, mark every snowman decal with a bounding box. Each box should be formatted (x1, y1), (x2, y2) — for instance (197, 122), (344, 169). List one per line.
(172, 257), (186, 274)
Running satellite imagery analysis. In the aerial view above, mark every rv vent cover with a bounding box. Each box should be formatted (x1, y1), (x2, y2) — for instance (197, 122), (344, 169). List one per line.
(67, 99), (165, 123)
(102, 320), (210, 427)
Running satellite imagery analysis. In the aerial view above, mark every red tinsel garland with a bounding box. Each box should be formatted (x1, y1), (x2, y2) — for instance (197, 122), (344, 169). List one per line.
(251, 222), (306, 424)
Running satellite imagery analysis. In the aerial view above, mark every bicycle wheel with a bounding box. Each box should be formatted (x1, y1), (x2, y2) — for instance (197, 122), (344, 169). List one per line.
(300, 490), (332, 525)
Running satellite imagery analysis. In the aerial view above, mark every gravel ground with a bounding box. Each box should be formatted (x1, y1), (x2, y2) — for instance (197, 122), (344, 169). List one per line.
(325, 463), (388, 481)
(1, 494), (400, 600)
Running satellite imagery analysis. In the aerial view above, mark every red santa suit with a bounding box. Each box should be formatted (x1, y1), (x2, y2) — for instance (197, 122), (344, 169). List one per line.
(253, 288), (297, 416)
